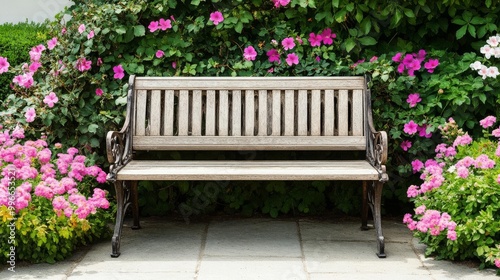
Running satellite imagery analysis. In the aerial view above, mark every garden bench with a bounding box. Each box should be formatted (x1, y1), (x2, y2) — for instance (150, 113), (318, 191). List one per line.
(106, 75), (389, 258)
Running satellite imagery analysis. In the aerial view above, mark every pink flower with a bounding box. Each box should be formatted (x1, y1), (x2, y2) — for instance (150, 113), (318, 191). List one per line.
(400, 140), (412, 151)
(424, 59), (439, 73)
(497, 174), (500, 185)
(75, 57), (92, 72)
(404, 120), (418, 135)
(479, 115), (496, 128)
(447, 230), (457, 241)
(113, 65), (125, 79)
(406, 93), (421, 107)
(13, 73), (34, 88)
(159, 18), (172, 30)
(415, 205), (426, 215)
(392, 53), (402, 62)
(43, 92), (59, 108)
(172, 62), (177, 69)
(148, 21), (159, 32)
(456, 166), (469, 178)
(95, 88), (103, 96)
(29, 62), (42, 73)
(285, 53), (299, 66)
(453, 133), (472, 147)
(78, 24), (86, 34)
(25, 108), (36, 123)
(406, 185), (419, 198)
(308, 32), (323, 47)
(320, 28), (336, 45)
(474, 154), (495, 169)
(209, 11), (224, 25)
(97, 57), (103, 66)
(272, 0), (291, 8)
(417, 124), (432, 138)
(411, 159), (424, 173)
(47, 37), (58, 50)
(282, 37), (295, 50)
(156, 50), (165, 58)
(61, 27), (67, 35)
(243, 46), (257, 61)
(0, 56), (9, 74)
(87, 30), (95, 39)
(266, 49), (280, 63)
(370, 56), (378, 62)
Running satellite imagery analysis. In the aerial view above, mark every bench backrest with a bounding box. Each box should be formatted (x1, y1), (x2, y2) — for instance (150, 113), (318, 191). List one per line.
(127, 76), (370, 151)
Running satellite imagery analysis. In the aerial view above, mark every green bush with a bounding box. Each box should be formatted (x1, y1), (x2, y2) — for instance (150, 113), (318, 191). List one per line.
(0, 21), (49, 100)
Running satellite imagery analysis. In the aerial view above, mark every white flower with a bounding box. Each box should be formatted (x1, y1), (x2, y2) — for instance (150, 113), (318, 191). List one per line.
(480, 44), (493, 59)
(494, 47), (500, 58)
(487, 66), (499, 78)
(470, 61), (483, 70)
(478, 65), (489, 79)
(486, 35), (499, 47)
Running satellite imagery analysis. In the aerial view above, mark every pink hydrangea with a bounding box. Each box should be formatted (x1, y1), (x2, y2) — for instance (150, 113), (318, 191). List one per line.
(453, 133), (472, 147)
(474, 154), (495, 169)
(415, 205), (426, 215)
(479, 115), (496, 128)
(411, 159), (424, 173)
(209, 11), (224, 25)
(407, 185), (419, 198)
(243, 46), (257, 61)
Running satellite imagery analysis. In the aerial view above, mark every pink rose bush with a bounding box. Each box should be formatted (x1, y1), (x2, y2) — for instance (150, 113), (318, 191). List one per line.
(404, 117), (500, 270)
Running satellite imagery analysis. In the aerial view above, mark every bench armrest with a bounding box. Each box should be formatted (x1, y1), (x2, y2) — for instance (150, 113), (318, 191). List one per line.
(106, 76), (135, 182)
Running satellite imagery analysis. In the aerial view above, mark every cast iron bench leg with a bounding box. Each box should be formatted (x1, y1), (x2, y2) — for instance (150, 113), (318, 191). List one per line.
(371, 180), (386, 258)
(361, 181), (369, 231)
(131, 180), (141, 230)
(111, 180), (130, 258)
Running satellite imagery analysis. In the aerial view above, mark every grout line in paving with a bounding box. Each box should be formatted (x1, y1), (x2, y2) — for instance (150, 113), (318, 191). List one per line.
(194, 221), (210, 280)
(296, 219), (311, 280)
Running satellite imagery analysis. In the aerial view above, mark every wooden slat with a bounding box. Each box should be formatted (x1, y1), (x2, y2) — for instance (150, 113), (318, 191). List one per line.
(284, 90), (295, 136)
(219, 90), (229, 136)
(258, 90), (268, 136)
(338, 90), (349, 136)
(297, 90), (308, 136)
(231, 90), (242, 136)
(117, 160), (380, 181)
(133, 136), (366, 150)
(149, 90), (162, 136)
(324, 90), (334, 136)
(206, 90), (216, 136)
(134, 76), (366, 90)
(178, 90), (189, 136)
(310, 90), (321, 136)
(272, 90), (281, 136)
(135, 89), (147, 136)
(245, 90), (255, 136)
(163, 90), (174, 136)
(191, 90), (202, 136)
(352, 89), (364, 136)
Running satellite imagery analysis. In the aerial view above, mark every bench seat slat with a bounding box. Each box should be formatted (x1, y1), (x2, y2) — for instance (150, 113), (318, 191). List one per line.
(116, 160), (380, 181)
(132, 136), (366, 150)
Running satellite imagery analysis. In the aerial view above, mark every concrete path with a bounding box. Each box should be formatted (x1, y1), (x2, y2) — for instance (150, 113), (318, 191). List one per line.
(1, 217), (497, 279)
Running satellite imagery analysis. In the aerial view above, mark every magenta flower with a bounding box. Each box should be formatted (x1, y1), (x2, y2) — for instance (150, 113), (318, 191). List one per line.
(95, 88), (103, 96)
(29, 62), (42, 73)
(282, 37), (295, 50)
(0, 56), (9, 74)
(417, 124), (432, 138)
(404, 120), (418, 135)
(159, 18), (172, 30)
(13, 73), (34, 88)
(400, 140), (412, 151)
(406, 93), (421, 108)
(87, 30), (95, 39)
(266, 49), (280, 63)
(113, 65), (125, 79)
(308, 32), (323, 47)
(320, 28), (336, 45)
(492, 127), (500, 137)
(47, 37), (58, 50)
(75, 57), (92, 72)
(172, 61), (177, 69)
(209, 11), (224, 25)
(411, 159), (423, 173)
(97, 57), (103, 66)
(78, 24), (86, 34)
(452, 133), (472, 147)
(370, 56), (378, 62)
(156, 50), (165, 58)
(148, 21), (159, 32)
(243, 46), (257, 61)
(272, 0), (291, 8)
(43, 92), (59, 108)
(392, 53), (402, 62)
(424, 59), (439, 73)
(286, 53), (299, 66)
(25, 108), (36, 123)
(479, 115), (496, 128)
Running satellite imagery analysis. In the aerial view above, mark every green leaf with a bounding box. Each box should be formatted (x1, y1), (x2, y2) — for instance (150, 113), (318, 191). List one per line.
(235, 22), (244, 33)
(468, 24), (476, 38)
(403, 8), (415, 18)
(456, 25), (467, 39)
(88, 124), (99, 133)
(332, 0), (340, 8)
(133, 25), (145, 37)
(115, 26), (127, 34)
(358, 36), (377, 46)
(344, 38), (356, 52)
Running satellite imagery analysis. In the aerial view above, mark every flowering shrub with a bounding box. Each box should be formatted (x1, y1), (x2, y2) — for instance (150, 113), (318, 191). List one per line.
(470, 34), (500, 79)
(403, 117), (500, 273)
(0, 126), (111, 263)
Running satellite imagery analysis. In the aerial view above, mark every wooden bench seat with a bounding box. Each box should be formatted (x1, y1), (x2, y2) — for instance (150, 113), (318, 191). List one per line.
(106, 75), (389, 258)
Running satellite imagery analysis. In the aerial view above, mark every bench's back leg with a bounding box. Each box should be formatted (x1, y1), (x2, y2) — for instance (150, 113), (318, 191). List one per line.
(361, 181), (369, 230)
(131, 180), (141, 230)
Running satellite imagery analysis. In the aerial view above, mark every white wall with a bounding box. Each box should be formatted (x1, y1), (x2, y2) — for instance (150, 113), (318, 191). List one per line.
(0, 0), (73, 24)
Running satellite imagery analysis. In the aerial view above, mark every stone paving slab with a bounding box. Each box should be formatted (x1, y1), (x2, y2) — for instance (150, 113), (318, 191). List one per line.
(1, 216), (498, 279)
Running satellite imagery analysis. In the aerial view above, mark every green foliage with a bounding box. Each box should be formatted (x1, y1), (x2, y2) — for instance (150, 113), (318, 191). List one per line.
(0, 21), (49, 100)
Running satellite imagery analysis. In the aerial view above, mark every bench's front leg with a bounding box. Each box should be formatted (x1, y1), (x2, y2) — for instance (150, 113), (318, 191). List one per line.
(111, 180), (131, 258)
(369, 180), (385, 258)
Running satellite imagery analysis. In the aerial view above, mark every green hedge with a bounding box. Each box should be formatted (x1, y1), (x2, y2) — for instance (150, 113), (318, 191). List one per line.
(0, 22), (49, 100)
